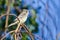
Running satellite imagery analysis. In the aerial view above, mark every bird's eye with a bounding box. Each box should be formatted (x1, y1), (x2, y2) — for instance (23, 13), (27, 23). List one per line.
(24, 13), (26, 15)
(26, 11), (27, 13)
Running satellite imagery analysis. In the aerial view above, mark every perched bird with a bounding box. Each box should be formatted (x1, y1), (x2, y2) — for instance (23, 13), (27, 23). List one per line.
(8, 9), (29, 27)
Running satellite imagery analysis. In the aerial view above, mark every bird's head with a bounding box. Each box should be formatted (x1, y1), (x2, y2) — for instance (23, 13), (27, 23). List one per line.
(21, 9), (29, 16)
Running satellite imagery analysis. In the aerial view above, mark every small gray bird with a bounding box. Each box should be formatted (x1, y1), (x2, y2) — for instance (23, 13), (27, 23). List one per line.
(8, 9), (29, 27)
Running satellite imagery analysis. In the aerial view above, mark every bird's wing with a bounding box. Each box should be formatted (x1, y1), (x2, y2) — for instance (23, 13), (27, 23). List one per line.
(14, 18), (17, 21)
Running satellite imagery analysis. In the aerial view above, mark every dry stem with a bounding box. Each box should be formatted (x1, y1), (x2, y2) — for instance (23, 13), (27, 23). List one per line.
(5, 0), (11, 32)
(21, 24), (34, 40)
(1, 30), (15, 40)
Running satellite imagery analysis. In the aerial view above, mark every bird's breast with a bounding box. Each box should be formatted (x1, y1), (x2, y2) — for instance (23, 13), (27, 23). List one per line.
(19, 16), (27, 24)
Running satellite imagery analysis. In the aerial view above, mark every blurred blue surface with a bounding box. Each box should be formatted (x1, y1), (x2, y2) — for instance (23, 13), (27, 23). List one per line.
(21, 0), (60, 40)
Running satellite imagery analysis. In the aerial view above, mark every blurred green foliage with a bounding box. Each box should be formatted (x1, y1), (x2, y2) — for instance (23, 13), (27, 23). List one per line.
(26, 9), (38, 33)
(0, 0), (5, 14)
(0, 0), (38, 40)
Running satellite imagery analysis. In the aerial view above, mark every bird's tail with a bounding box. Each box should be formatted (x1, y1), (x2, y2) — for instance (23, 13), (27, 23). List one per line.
(8, 21), (19, 27)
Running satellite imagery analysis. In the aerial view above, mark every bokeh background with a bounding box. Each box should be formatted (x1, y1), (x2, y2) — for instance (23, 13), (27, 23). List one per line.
(0, 0), (60, 40)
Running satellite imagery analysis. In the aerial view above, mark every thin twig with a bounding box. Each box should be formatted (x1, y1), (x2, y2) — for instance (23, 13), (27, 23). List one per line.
(1, 30), (15, 40)
(22, 24), (34, 40)
(5, 0), (11, 33)
(14, 34), (17, 40)
(18, 25), (22, 38)
(14, 23), (20, 40)
(0, 13), (20, 40)
(0, 14), (20, 23)
(33, 34), (42, 40)
(15, 24), (22, 40)
(56, 33), (60, 40)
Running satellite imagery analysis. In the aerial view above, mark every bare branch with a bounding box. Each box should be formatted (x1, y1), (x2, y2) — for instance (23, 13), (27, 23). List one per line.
(5, 0), (11, 32)
(1, 30), (15, 40)
(21, 24), (34, 40)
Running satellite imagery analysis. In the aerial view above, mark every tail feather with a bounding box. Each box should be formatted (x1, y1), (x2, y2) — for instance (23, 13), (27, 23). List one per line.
(8, 21), (18, 27)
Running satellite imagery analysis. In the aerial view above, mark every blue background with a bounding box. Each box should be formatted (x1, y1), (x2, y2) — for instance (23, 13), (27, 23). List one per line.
(21, 0), (60, 40)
